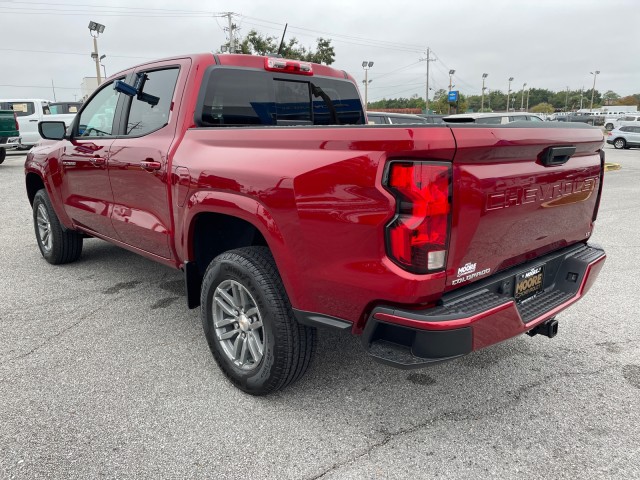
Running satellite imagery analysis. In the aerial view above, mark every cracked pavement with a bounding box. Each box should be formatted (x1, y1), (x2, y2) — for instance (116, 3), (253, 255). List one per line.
(1, 146), (639, 479)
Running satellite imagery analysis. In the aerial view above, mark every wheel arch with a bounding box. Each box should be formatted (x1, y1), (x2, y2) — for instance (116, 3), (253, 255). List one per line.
(182, 194), (301, 310)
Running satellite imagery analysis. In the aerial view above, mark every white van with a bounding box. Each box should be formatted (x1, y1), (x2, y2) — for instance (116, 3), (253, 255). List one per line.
(0, 99), (77, 148)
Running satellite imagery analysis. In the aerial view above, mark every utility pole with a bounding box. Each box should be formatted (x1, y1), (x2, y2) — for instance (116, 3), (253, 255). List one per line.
(580, 86), (584, 109)
(520, 82), (527, 111)
(526, 87), (531, 111)
(221, 12), (238, 53)
(565, 86), (569, 111)
(420, 48), (435, 113)
(51, 79), (57, 102)
(506, 77), (514, 112)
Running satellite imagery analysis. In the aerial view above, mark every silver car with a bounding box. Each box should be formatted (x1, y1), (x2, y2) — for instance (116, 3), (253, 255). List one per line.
(607, 126), (640, 149)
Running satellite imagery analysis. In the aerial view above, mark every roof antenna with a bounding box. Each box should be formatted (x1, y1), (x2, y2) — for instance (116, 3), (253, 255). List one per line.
(277, 23), (288, 56)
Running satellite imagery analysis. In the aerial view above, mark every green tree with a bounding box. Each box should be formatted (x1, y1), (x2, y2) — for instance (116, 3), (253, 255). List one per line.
(531, 102), (555, 114)
(602, 90), (620, 105)
(227, 29), (335, 65)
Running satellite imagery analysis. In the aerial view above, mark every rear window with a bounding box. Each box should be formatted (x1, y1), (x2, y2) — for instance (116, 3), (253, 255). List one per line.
(197, 68), (364, 127)
(0, 102), (35, 117)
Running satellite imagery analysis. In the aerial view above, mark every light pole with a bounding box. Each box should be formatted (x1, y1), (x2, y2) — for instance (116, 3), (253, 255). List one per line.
(88, 21), (105, 84)
(526, 87), (531, 111)
(506, 77), (514, 112)
(520, 82), (527, 111)
(448, 69), (455, 114)
(100, 54), (107, 80)
(589, 70), (600, 112)
(480, 73), (488, 111)
(362, 61), (374, 109)
(580, 86), (584, 109)
(565, 86), (569, 111)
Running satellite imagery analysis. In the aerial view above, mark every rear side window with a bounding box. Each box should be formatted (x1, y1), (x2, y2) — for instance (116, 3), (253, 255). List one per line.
(388, 116), (427, 125)
(197, 68), (364, 127)
(367, 115), (386, 124)
(125, 68), (180, 136)
(0, 102), (35, 117)
(476, 117), (502, 125)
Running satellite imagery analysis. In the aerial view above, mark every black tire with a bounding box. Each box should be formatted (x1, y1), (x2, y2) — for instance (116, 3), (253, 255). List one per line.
(201, 247), (316, 395)
(0, 148), (6, 164)
(605, 123), (614, 131)
(33, 189), (83, 264)
(613, 138), (626, 150)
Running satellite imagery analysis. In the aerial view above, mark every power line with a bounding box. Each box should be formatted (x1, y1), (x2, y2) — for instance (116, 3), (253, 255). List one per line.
(0, 83), (79, 90)
(0, 47), (152, 59)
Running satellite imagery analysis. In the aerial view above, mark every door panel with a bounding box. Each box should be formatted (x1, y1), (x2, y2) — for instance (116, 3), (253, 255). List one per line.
(59, 80), (123, 237)
(108, 65), (185, 258)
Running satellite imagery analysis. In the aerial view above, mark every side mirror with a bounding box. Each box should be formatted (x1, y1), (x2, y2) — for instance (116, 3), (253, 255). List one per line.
(39, 121), (67, 140)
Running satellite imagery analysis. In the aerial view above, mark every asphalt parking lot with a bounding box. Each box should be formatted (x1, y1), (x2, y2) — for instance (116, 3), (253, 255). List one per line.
(1, 145), (639, 479)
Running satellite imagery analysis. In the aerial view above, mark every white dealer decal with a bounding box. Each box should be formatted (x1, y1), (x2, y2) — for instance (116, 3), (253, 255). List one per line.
(457, 262), (477, 277)
(452, 262), (491, 285)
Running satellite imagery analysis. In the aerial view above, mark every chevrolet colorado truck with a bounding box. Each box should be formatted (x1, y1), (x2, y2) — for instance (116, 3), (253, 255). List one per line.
(26, 54), (606, 395)
(0, 109), (20, 164)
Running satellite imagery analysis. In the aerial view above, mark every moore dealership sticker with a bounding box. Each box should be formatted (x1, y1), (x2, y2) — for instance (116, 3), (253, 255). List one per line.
(452, 262), (491, 285)
(515, 265), (544, 302)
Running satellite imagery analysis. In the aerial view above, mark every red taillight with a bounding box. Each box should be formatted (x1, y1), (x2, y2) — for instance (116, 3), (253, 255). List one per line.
(13, 111), (19, 131)
(384, 161), (451, 274)
(264, 57), (313, 76)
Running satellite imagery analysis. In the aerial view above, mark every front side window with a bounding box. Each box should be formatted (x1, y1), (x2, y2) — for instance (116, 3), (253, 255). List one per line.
(77, 82), (120, 137)
(125, 68), (180, 136)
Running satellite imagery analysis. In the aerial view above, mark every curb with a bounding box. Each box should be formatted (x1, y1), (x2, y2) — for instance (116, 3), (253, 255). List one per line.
(604, 163), (621, 172)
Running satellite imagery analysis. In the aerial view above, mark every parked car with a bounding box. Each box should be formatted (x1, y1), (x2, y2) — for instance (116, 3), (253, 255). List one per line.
(0, 99), (77, 148)
(0, 109), (20, 164)
(443, 112), (544, 124)
(367, 111), (429, 125)
(418, 114), (446, 124)
(607, 126), (640, 149)
(554, 112), (605, 126)
(29, 53), (607, 395)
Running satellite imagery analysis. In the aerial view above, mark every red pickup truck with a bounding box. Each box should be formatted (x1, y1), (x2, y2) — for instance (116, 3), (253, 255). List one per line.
(26, 54), (606, 395)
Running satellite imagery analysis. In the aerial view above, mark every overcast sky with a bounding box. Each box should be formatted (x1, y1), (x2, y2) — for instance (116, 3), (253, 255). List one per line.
(1, 0), (638, 103)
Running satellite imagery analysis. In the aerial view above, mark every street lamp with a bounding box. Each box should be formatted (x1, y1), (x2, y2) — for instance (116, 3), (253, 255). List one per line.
(506, 77), (514, 112)
(526, 87), (531, 111)
(564, 86), (569, 111)
(481, 73), (488, 111)
(520, 82), (527, 111)
(88, 21), (105, 84)
(362, 61), (374, 109)
(589, 70), (600, 112)
(448, 69), (455, 114)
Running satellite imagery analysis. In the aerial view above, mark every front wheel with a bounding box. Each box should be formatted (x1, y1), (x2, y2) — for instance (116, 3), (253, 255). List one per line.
(614, 138), (626, 149)
(33, 189), (83, 264)
(0, 148), (5, 164)
(201, 247), (316, 395)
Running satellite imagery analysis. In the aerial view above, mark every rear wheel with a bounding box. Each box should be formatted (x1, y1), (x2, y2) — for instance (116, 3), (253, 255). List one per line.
(614, 138), (626, 149)
(605, 123), (614, 131)
(33, 189), (83, 264)
(201, 247), (316, 395)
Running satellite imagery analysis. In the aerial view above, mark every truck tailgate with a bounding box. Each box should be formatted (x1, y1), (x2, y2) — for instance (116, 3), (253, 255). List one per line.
(445, 124), (604, 291)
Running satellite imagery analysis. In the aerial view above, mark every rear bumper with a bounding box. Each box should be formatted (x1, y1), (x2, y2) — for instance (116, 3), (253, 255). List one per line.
(361, 243), (606, 368)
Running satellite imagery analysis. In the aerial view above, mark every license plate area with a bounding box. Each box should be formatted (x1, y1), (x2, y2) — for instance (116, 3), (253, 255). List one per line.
(514, 265), (545, 302)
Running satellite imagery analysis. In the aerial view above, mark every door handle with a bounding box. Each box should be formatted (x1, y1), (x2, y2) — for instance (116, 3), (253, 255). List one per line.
(29, 119), (39, 122)
(141, 160), (162, 171)
(90, 156), (106, 166)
